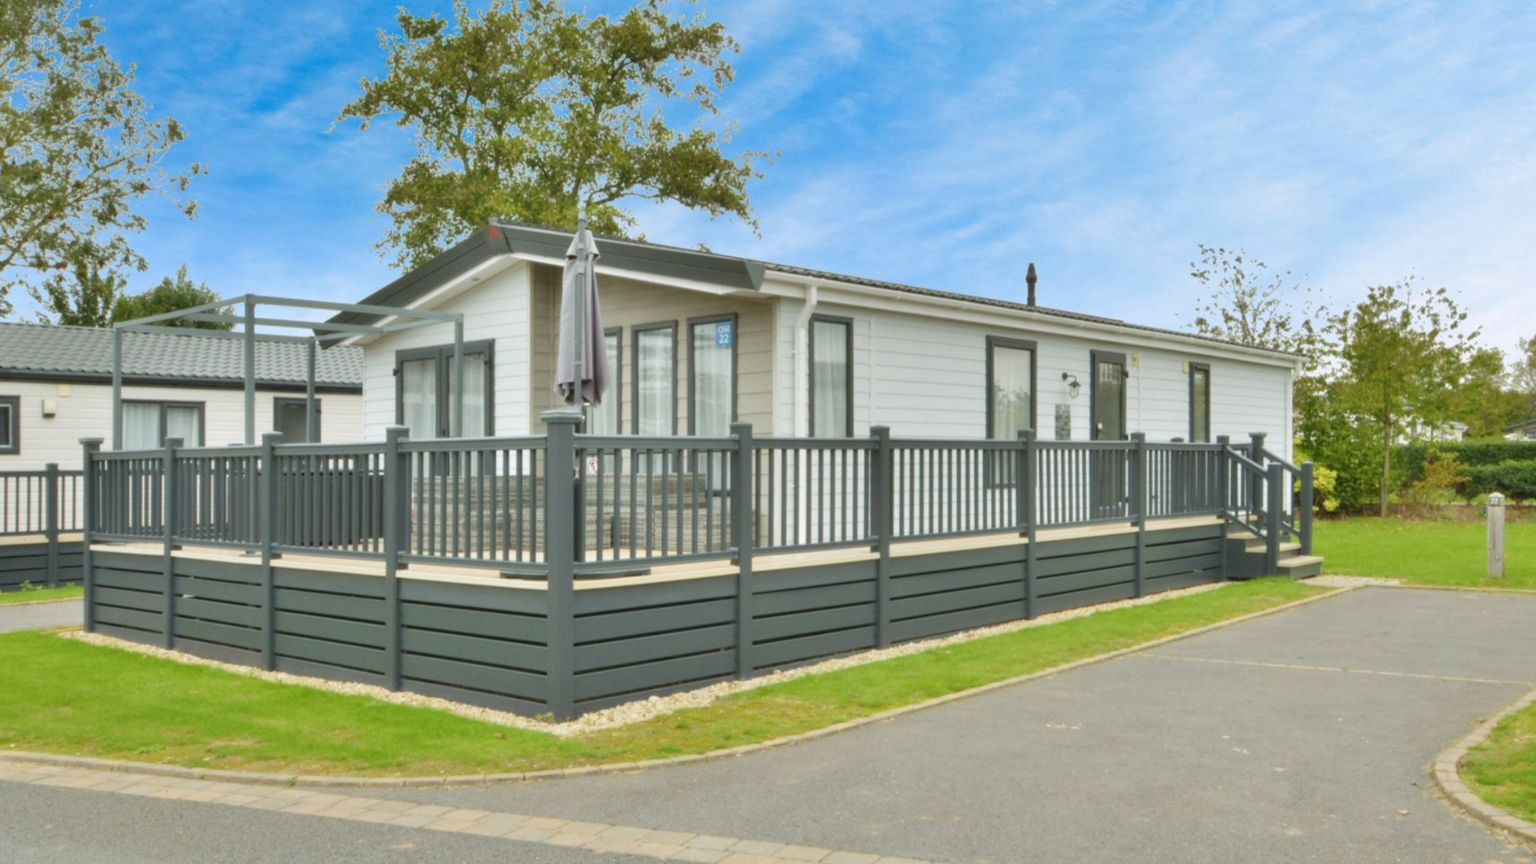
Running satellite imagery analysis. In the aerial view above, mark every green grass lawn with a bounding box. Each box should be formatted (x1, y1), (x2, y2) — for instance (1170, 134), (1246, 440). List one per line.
(1463, 707), (1536, 824)
(0, 578), (1323, 777)
(0, 585), (82, 605)
(1313, 517), (1536, 589)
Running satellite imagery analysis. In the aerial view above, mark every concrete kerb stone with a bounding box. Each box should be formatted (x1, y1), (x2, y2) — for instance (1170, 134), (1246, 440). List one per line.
(1430, 682), (1536, 847)
(0, 583), (1359, 790)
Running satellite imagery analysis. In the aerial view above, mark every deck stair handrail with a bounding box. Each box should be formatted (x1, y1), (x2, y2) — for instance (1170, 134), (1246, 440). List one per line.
(1219, 434), (1315, 573)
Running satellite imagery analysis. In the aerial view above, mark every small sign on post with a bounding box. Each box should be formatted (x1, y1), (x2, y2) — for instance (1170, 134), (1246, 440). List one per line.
(1488, 492), (1506, 580)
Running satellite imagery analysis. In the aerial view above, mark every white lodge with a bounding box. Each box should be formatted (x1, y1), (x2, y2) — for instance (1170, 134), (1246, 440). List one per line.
(335, 223), (1299, 459)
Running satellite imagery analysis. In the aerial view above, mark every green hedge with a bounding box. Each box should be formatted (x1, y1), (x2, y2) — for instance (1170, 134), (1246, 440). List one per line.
(1396, 440), (1536, 486)
(1459, 460), (1536, 502)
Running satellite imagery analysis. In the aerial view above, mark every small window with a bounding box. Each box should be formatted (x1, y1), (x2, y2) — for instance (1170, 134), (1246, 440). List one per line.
(1189, 363), (1211, 443)
(274, 397), (321, 443)
(810, 316), (852, 437)
(0, 396), (18, 454)
(123, 401), (204, 449)
(987, 338), (1036, 439)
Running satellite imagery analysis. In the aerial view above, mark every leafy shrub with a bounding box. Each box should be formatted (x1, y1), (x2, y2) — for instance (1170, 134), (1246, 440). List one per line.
(1459, 460), (1536, 503)
(1401, 449), (1467, 515)
(1397, 440), (1536, 486)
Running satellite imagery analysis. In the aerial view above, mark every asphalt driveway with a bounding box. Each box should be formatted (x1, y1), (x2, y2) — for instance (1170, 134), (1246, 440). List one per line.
(0, 598), (80, 633)
(5, 587), (1536, 863)
(369, 587), (1536, 863)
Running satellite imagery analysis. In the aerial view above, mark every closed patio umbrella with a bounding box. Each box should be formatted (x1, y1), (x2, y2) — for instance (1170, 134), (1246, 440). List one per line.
(556, 219), (610, 408)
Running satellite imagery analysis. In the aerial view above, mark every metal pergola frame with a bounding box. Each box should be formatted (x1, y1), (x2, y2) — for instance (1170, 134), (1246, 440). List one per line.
(111, 294), (466, 450)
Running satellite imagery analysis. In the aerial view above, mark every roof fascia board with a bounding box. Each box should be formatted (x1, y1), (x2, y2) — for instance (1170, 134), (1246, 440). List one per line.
(508, 251), (744, 297)
(765, 273), (1302, 370)
(493, 222), (764, 292)
(338, 256), (510, 346)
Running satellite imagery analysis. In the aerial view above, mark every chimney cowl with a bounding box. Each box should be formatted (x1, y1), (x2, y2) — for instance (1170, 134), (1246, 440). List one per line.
(1025, 262), (1038, 307)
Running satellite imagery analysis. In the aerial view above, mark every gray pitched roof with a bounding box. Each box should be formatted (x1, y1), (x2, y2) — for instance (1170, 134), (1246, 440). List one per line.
(0, 322), (364, 390)
(335, 221), (1301, 360)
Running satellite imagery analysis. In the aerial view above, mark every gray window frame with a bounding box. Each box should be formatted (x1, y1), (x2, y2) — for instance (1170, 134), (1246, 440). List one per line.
(0, 395), (18, 454)
(273, 396), (322, 444)
(985, 336), (1038, 438)
(686, 313), (739, 436)
(1188, 362), (1211, 443)
(123, 399), (207, 447)
(1089, 350), (1128, 441)
(808, 314), (854, 438)
(393, 339), (495, 437)
(631, 321), (678, 435)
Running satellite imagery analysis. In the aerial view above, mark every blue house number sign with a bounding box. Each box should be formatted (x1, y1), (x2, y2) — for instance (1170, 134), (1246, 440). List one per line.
(715, 321), (734, 347)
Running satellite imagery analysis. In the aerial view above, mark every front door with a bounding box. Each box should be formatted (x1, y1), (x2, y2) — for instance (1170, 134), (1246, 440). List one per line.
(690, 316), (736, 490)
(1091, 352), (1128, 518)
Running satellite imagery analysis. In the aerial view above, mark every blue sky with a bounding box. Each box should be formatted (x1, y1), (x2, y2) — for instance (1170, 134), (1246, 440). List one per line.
(23, 0), (1535, 355)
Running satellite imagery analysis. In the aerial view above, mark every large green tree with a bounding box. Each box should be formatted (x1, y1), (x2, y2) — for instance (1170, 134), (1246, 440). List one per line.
(1188, 245), (1323, 356)
(0, 0), (201, 317)
(338, 0), (765, 270)
(1325, 280), (1478, 516)
(1512, 336), (1536, 398)
(28, 246), (125, 327)
(111, 265), (228, 330)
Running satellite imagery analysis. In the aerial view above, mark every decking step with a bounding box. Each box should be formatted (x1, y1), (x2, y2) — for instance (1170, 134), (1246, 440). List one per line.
(1276, 554), (1325, 579)
(1246, 541), (1301, 555)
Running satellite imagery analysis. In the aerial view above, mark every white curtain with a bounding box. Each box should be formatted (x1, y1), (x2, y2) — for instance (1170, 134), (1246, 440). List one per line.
(811, 320), (849, 437)
(166, 405), (202, 447)
(401, 358), (438, 440)
(991, 346), (1033, 439)
(692, 323), (732, 438)
(637, 328), (673, 436)
(588, 334), (620, 436)
(449, 353), (487, 436)
(123, 403), (160, 450)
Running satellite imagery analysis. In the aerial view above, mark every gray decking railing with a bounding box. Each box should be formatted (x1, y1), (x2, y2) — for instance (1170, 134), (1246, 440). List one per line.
(0, 464), (85, 588)
(78, 417), (1313, 581)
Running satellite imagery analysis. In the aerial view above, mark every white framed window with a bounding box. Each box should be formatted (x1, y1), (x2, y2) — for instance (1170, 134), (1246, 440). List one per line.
(810, 316), (851, 437)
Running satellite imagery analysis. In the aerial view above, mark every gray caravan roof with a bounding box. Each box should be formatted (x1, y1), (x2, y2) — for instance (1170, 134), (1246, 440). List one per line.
(333, 221), (1300, 359)
(0, 322), (364, 391)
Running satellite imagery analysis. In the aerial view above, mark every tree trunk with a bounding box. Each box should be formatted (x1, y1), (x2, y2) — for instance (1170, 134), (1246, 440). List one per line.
(1379, 420), (1392, 518)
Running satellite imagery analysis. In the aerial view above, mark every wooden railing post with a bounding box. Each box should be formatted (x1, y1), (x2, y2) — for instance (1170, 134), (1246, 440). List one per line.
(79, 439), (102, 633)
(871, 425), (893, 648)
(542, 409), (581, 720)
(1020, 428), (1038, 620)
(381, 426), (408, 690)
(1248, 431), (1267, 521)
(259, 432), (283, 671)
(43, 462), (60, 588)
(1131, 433), (1148, 598)
(1299, 461), (1315, 556)
(731, 422), (756, 676)
(1266, 461), (1284, 574)
(161, 437), (182, 649)
(1222, 433), (1234, 513)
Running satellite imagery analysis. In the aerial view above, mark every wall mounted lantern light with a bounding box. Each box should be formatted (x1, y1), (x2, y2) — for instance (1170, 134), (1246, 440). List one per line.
(1061, 372), (1081, 399)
